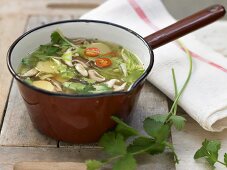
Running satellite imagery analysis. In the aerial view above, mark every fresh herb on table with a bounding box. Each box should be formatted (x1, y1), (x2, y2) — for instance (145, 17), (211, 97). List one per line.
(194, 139), (227, 168)
(85, 41), (192, 170)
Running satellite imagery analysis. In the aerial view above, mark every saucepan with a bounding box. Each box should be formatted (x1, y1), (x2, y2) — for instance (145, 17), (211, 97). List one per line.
(7, 5), (225, 143)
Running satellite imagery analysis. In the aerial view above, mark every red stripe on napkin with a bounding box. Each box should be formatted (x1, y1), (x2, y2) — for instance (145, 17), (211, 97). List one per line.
(128, 0), (227, 73)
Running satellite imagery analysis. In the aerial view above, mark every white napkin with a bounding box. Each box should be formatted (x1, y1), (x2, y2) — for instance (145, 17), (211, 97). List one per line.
(81, 0), (227, 132)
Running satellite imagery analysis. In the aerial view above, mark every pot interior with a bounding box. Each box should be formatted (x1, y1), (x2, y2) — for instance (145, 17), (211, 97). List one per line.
(10, 20), (153, 71)
(9, 20), (153, 87)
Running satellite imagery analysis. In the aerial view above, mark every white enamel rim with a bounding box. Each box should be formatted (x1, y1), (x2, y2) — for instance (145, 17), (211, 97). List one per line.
(7, 20), (154, 98)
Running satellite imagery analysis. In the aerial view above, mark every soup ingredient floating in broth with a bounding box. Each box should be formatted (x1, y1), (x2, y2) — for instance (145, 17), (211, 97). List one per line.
(18, 30), (145, 94)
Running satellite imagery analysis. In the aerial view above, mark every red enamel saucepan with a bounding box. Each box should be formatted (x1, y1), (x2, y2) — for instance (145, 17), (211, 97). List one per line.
(7, 5), (225, 143)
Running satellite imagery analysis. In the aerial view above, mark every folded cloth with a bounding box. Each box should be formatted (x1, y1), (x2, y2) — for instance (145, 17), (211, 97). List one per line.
(81, 0), (227, 132)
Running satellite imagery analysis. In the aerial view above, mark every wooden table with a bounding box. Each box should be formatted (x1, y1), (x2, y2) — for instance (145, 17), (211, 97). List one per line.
(0, 1), (227, 170)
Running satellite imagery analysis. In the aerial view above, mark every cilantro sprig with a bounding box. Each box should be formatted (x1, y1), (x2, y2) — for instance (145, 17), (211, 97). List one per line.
(85, 40), (193, 170)
(194, 139), (227, 168)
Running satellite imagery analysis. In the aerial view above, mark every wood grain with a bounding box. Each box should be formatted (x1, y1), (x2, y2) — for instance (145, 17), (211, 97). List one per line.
(0, 81), (57, 147)
(0, 146), (175, 170)
(0, 14), (27, 127)
(47, 3), (99, 9)
(25, 15), (74, 31)
(0, 147), (104, 170)
(14, 162), (86, 170)
(0, 0), (104, 15)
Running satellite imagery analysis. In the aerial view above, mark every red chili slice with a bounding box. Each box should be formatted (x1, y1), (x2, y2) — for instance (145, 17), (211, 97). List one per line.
(84, 48), (100, 57)
(102, 52), (117, 57)
(95, 58), (112, 68)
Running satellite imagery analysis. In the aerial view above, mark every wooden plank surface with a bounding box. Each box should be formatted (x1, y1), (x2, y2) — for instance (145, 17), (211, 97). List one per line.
(0, 147), (174, 170)
(14, 162), (86, 170)
(0, 147), (103, 170)
(0, 14), (28, 127)
(0, 0), (104, 15)
(0, 81), (57, 147)
(25, 15), (74, 31)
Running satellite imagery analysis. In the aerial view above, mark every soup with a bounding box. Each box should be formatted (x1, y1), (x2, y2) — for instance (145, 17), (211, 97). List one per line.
(18, 30), (144, 94)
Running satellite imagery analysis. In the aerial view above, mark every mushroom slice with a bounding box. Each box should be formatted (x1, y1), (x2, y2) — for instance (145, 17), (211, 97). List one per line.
(20, 68), (38, 77)
(104, 79), (120, 88)
(72, 38), (86, 45)
(50, 79), (62, 92)
(75, 63), (88, 77)
(113, 82), (127, 92)
(88, 70), (105, 82)
(32, 80), (55, 92)
(73, 59), (88, 68)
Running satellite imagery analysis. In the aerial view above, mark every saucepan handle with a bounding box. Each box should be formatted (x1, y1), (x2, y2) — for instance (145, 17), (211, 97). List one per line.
(145, 4), (226, 49)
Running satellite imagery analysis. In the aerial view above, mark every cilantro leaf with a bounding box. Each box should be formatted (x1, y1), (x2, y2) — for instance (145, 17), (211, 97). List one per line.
(127, 137), (154, 153)
(148, 142), (166, 155)
(224, 153), (227, 167)
(86, 160), (103, 170)
(38, 45), (59, 56)
(206, 140), (220, 166)
(21, 56), (39, 68)
(206, 140), (221, 154)
(113, 154), (136, 170)
(51, 31), (63, 44)
(112, 116), (139, 139)
(21, 44), (59, 68)
(156, 125), (170, 143)
(169, 115), (186, 130)
(143, 118), (163, 138)
(149, 114), (169, 123)
(82, 84), (95, 94)
(127, 137), (165, 155)
(194, 139), (221, 166)
(143, 118), (170, 142)
(51, 30), (75, 47)
(99, 132), (127, 156)
(32, 45), (59, 59)
(194, 147), (208, 159)
(63, 82), (86, 92)
(90, 84), (112, 93)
